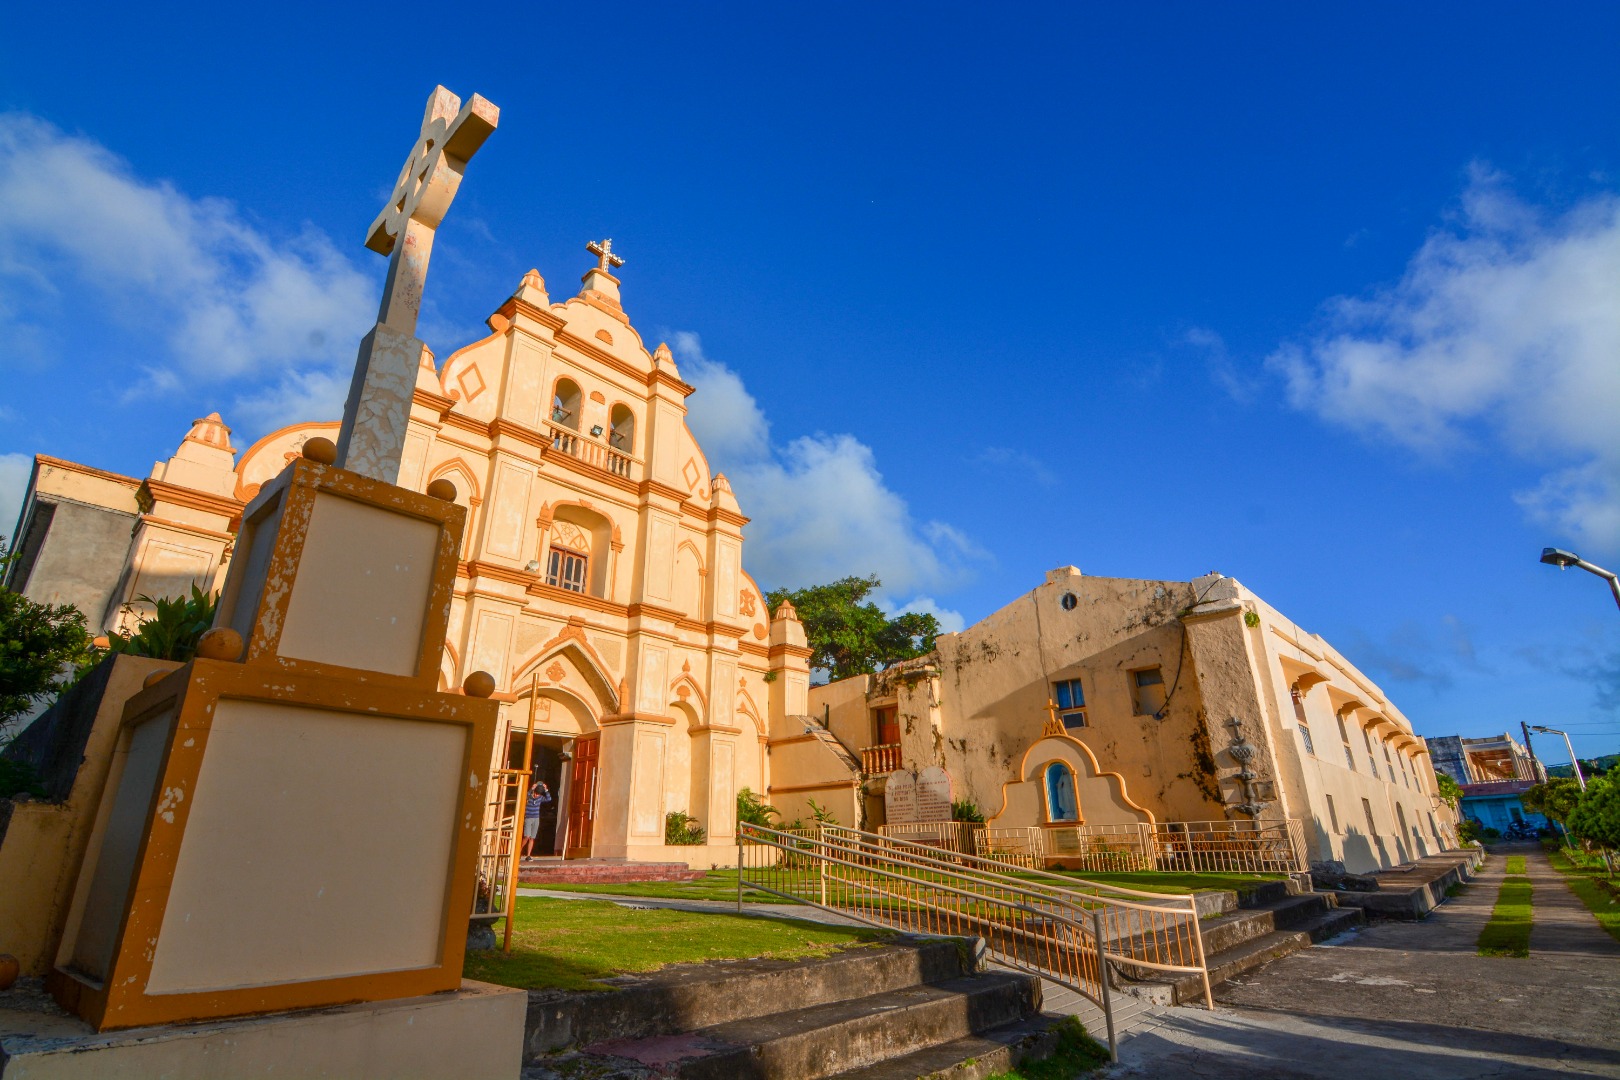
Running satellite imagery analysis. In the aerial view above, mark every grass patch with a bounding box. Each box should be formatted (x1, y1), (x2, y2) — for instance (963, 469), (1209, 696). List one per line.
(523, 870), (801, 905)
(1505, 855), (1527, 875)
(1547, 848), (1620, 945)
(1476, 876), (1533, 958)
(1445, 882), (1467, 898)
(521, 867), (1282, 906)
(1033, 870), (1286, 895)
(465, 898), (889, 991)
(987, 1016), (1110, 1078)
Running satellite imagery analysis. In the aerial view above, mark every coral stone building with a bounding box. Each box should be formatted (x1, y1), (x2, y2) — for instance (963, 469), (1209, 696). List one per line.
(806, 567), (1455, 873)
(5, 253), (814, 866)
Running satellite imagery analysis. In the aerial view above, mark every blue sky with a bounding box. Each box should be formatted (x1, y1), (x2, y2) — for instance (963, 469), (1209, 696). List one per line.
(3, 4), (1618, 759)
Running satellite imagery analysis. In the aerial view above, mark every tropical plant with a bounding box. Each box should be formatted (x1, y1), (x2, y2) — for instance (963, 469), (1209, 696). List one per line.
(107, 585), (219, 663)
(1567, 776), (1620, 851)
(951, 799), (986, 823)
(664, 810), (706, 846)
(764, 575), (940, 681)
(805, 798), (838, 826)
(1, 540), (97, 739)
(1435, 772), (1464, 810)
(736, 787), (779, 828)
(1523, 777), (1583, 827)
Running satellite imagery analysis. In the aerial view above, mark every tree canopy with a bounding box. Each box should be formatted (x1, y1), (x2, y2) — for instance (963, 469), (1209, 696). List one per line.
(1523, 777), (1583, 825)
(765, 575), (940, 682)
(1566, 775), (1620, 850)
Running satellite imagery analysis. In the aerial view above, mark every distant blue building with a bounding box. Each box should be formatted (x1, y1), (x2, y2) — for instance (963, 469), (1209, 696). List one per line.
(1429, 732), (1549, 835)
(1459, 780), (1548, 834)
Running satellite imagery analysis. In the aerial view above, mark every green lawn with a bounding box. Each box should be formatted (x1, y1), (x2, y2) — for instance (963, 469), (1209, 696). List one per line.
(1477, 875), (1533, 958)
(1505, 855), (1527, 875)
(523, 867), (1282, 906)
(466, 897), (889, 991)
(1548, 848), (1620, 945)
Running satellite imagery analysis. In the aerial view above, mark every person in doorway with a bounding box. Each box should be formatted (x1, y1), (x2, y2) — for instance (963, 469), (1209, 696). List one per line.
(522, 781), (551, 857)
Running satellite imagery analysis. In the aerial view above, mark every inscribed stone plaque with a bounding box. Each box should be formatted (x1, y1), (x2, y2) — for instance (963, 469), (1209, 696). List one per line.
(885, 766), (953, 824)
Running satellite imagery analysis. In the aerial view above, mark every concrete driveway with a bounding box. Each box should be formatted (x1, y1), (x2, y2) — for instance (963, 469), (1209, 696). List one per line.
(1103, 844), (1620, 1079)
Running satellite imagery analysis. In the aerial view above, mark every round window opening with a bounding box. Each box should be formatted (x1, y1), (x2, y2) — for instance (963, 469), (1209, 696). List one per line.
(1060, 592), (1078, 611)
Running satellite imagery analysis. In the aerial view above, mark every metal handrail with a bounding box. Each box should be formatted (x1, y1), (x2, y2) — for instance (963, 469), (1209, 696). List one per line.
(738, 821), (1213, 1060)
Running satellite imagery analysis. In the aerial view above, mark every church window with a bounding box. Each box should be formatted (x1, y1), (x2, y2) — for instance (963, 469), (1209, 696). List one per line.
(1044, 763), (1079, 823)
(1291, 686), (1314, 756)
(1337, 715), (1356, 771)
(546, 547), (588, 593)
(552, 378), (582, 430)
(1130, 667), (1166, 717)
(1053, 679), (1087, 728)
(1383, 745), (1396, 783)
(1362, 728), (1379, 778)
(1324, 794), (1339, 834)
(1361, 797), (1378, 838)
(609, 404), (635, 453)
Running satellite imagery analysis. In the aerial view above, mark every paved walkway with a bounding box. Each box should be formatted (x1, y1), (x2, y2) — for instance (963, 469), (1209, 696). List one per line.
(1103, 845), (1620, 1079)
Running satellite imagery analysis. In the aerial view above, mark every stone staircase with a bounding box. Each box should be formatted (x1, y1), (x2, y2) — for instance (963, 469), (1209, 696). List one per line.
(522, 936), (1067, 1079)
(1114, 880), (1362, 1006)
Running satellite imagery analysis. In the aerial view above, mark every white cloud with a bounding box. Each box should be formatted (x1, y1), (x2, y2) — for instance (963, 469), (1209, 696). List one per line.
(0, 452), (32, 544)
(882, 595), (968, 635)
(0, 113), (375, 433)
(673, 332), (771, 462)
(677, 333), (981, 596)
(1270, 166), (1620, 550)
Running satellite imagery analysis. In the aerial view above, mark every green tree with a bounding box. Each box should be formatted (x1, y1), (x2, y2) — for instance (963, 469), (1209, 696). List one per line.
(1523, 777), (1583, 826)
(1, 540), (98, 738)
(1566, 776), (1620, 851)
(765, 575), (940, 681)
(1436, 772), (1464, 810)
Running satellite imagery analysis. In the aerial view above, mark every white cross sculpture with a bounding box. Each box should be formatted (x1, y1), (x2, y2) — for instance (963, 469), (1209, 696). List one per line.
(586, 238), (625, 274)
(335, 85), (499, 484)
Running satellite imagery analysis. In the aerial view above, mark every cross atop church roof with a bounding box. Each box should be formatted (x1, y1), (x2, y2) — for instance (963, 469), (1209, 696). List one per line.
(587, 238), (625, 274)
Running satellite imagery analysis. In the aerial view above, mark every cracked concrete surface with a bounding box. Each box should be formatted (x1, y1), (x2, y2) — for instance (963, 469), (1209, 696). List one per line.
(1103, 845), (1620, 1078)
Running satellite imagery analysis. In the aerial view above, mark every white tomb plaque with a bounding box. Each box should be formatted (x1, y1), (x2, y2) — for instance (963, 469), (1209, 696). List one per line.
(885, 766), (953, 824)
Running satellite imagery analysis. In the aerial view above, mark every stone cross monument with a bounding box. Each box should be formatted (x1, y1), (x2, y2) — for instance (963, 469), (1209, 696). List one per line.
(335, 85), (499, 483)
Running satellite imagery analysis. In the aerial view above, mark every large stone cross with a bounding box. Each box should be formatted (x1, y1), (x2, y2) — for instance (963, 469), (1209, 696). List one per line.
(335, 85), (499, 484)
(586, 238), (625, 274)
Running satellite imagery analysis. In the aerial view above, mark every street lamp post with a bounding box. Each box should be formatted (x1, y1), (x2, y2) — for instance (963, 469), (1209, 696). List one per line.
(1529, 725), (1586, 791)
(1540, 548), (1620, 611)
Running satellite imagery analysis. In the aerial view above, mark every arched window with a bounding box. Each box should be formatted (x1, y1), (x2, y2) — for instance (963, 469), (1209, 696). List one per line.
(551, 378), (581, 430)
(609, 404), (635, 453)
(1044, 763), (1079, 823)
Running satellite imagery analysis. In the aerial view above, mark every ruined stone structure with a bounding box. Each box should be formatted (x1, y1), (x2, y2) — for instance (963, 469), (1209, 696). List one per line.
(811, 566), (1456, 874)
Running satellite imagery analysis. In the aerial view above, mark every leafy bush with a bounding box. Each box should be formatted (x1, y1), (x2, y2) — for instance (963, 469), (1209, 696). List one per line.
(108, 586), (218, 663)
(1436, 773), (1464, 809)
(665, 810), (706, 846)
(952, 799), (986, 823)
(806, 798), (838, 826)
(1458, 819), (1484, 844)
(1, 554), (96, 735)
(1567, 775), (1620, 850)
(736, 787), (780, 828)
(0, 758), (46, 799)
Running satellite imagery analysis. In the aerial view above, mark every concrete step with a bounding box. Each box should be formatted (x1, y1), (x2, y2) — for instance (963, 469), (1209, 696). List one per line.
(1196, 892), (1336, 956)
(825, 1015), (1065, 1080)
(525, 937), (971, 1056)
(1119, 905), (1363, 1006)
(637, 971), (1040, 1079)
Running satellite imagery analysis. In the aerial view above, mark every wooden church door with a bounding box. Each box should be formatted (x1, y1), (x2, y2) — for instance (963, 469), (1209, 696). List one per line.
(565, 736), (599, 859)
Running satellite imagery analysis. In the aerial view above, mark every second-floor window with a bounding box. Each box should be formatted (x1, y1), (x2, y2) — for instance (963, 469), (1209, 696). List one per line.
(873, 705), (900, 746)
(547, 548), (588, 593)
(1053, 678), (1087, 728)
(1131, 667), (1166, 717)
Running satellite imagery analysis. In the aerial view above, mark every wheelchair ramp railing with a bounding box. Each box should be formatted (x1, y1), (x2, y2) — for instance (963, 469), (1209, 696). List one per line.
(737, 824), (1213, 1058)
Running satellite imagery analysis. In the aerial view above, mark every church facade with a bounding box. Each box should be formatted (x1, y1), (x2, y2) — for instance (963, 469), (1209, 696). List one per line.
(4, 250), (814, 866)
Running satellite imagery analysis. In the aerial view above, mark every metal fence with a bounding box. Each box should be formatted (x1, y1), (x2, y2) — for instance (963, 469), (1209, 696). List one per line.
(971, 820), (1308, 875)
(738, 823), (1214, 1059)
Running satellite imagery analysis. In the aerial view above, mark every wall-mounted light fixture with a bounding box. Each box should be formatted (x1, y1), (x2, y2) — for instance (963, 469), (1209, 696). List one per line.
(590, 424), (605, 437)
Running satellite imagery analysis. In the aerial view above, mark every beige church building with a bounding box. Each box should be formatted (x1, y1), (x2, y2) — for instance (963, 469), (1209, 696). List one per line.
(5, 250), (816, 867)
(801, 567), (1455, 874)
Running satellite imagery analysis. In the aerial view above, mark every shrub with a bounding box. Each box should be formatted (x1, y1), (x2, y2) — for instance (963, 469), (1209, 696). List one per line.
(736, 787), (780, 828)
(952, 799), (986, 823)
(665, 810), (706, 846)
(108, 586), (218, 663)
